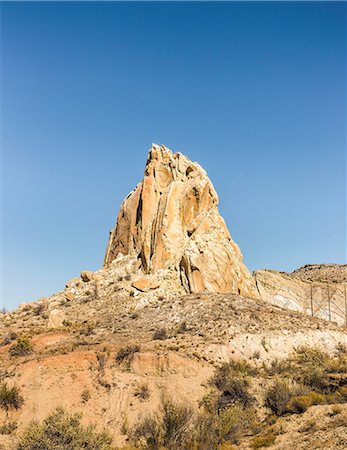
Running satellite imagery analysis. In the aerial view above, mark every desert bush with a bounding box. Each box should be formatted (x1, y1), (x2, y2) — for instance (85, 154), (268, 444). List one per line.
(286, 395), (312, 414)
(266, 346), (344, 393)
(325, 353), (347, 373)
(130, 396), (258, 449)
(116, 345), (140, 363)
(200, 389), (220, 414)
(306, 391), (325, 405)
(294, 346), (329, 366)
(130, 396), (194, 450)
(9, 337), (33, 357)
(336, 342), (347, 355)
(33, 303), (45, 315)
(0, 383), (24, 415)
(0, 421), (17, 434)
(300, 365), (331, 391)
(0, 331), (17, 347)
(213, 360), (257, 388)
(96, 349), (110, 372)
(212, 360), (255, 409)
(264, 378), (307, 416)
(115, 345), (140, 371)
(330, 405), (343, 416)
(81, 389), (91, 403)
(215, 404), (259, 444)
(217, 378), (255, 409)
(153, 328), (167, 340)
(251, 432), (276, 448)
(134, 383), (150, 401)
(17, 407), (112, 450)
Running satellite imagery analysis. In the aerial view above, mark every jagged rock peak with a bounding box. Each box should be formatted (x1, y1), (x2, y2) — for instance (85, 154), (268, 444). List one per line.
(104, 143), (258, 297)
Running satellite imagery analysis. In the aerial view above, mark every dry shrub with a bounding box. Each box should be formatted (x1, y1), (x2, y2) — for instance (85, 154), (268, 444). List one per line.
(130, 396), (194, 450)
(9, 337), (33, 357)
(0, 421), (17, 435)
(251, 432), (276, 448)
(17, 407), (112, 450)
(129, 397), (258, 449)
(134, 383), (150, 401)
(0, 382), (24, 415)
(212, 360), (256, 409)
(153, 328), (167, 340)
(286, 395), (312, 414)
(264, 378), (307, 416)
(115, 345), (140, 371)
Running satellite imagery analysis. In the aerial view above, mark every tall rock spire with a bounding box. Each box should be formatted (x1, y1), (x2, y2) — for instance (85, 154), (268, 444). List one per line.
(104, 144), (258, 297)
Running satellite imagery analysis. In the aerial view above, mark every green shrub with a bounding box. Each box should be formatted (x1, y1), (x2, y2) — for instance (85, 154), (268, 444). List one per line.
(0, 331), (17, 347)
(9, 337), (33, 357)
(216, 404), (258, 444)
(17, 407), (112, 450)
(294, 346), (329, 367)
(0, 383), (24, 415)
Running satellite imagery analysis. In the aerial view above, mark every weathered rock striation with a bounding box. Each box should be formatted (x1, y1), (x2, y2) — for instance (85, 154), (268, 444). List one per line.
(104, 144), (258, 297)
(254, 266), (347, 326)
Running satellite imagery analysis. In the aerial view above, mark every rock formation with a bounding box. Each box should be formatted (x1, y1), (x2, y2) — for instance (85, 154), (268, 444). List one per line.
(104, 144), (258, 297)
(254, 266), (347, 326)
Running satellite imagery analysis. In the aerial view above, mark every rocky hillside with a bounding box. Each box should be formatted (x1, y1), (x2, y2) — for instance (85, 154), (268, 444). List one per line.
(291, 264), (347, 284)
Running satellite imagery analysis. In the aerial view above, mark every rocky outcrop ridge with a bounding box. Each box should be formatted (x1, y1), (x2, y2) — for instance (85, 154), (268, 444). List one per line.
(104, 144), (258, 297)
(254, 266), (347, 326)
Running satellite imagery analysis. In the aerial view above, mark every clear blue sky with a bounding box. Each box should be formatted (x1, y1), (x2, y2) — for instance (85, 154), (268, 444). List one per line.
(1, 2), (346, 309)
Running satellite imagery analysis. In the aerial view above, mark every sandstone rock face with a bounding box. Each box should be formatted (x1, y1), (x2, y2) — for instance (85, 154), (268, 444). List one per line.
(104, 144), (258, 297)
(48, 309), (66, 328)
(254, 268), (347, 326)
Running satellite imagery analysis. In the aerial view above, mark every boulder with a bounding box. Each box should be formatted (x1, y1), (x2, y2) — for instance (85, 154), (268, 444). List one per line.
(48, 309), (66, 328)
(104, 144), (258, 297)
(81, 271), (94, 282)
(132, 277), (160, 292)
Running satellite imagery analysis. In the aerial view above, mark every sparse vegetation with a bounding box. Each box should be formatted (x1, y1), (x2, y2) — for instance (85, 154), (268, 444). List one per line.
(129, 396), (195, 450)
(0, 383), (24, 416)
(17, 407), (113, 449)
(81, 389), (91, 403)
(33, 303), (45, 315)
(153, 328), (167, 340)
(251, 431), (276, 448)
(9, 336), (33, 357)
(134, 383), (150, 401)
(211, 360), (256, 410)
(0, 421), (17, 435)
(0, 331), (17, 347)
(115, 345), (140, 370)
(264, 378), (308, 416)
(129, 396), (259, 449)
